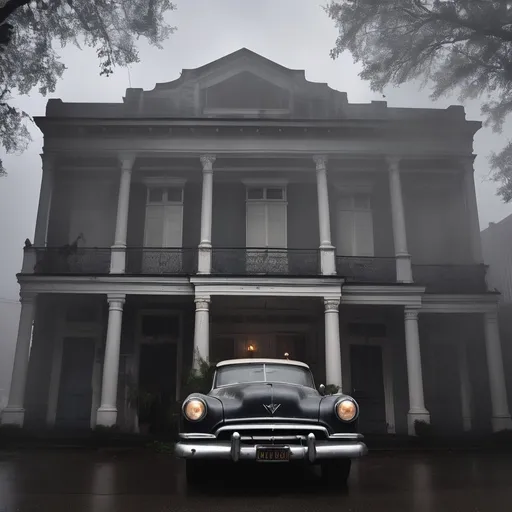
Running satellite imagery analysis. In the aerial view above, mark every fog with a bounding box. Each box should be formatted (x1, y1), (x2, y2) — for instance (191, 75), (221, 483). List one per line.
(1, 0), (511, 404)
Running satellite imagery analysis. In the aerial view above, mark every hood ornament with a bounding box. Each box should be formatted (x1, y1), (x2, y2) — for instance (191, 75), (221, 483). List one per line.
(263, 403), (281, 415)
(264, 383), (280, 415)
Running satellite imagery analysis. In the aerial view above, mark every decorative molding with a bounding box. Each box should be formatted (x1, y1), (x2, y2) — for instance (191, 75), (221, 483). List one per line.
(341, 285), (424, 307)
(17, 275), (194, 296)
(190, 276), (343, 298)
(313, 154), (328, 169)
(107, 293), (126, 305)
(386, 156), (401, 171)
(200, 154), (216, 170)
(421, 294), (499, 314)
(324, 298), (340, 312)
(404, 307), (420, 321)
(118, 152), (137, 170)
(242, 178), (289, 187)
(141, 176), (187, 187)
(195, 297), (210, 311)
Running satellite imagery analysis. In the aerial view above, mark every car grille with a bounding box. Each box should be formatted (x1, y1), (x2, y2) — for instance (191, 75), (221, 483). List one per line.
(215, 423), (329, 444)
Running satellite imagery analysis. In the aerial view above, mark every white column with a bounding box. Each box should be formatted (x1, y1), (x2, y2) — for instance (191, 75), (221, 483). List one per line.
(404, 307), (430, 435)
(193, 297), (210, 369)
(110, 153), (136, 274)
(1, 293), (36, 426)
(484, 311), (512, 432)
(388, 158), (413, 283)
(458, 341), (472, 432)
(33, 154), (54, 246)
(96, 294), (125, 427)
(324, 298), (342, 388)
(313, 155), (336, 275)
(198, 155), (216, 274)
(462, 158), (484, 263)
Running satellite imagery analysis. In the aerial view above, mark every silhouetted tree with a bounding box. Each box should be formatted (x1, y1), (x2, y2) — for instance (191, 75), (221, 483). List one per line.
(0, 0), (177, 176)
(326, 0), (512, 201)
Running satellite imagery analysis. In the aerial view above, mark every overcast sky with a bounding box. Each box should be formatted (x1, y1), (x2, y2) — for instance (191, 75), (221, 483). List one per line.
(1, 0), (511, 381)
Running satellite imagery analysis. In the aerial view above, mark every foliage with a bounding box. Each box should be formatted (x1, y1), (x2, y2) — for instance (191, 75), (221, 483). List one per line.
(324, 384), (341, 395)
(181, 351), (216, 397)
(0, 0), (177, 176)
(326, 0), (512, 201)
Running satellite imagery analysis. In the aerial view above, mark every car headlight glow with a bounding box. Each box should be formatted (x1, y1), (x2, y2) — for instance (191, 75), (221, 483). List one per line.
(183, 398), (207, 422)
(335, 399), (358, 422)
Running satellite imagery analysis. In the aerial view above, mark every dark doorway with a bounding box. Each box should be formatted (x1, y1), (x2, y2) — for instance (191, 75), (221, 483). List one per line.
(138, 343), (177, 434)
(350, 344), (388, 434)
(55, 337), (95, 429)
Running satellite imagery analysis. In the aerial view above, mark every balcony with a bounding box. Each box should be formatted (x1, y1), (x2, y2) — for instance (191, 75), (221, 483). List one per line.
(125, 248), (197, 275)
(336, 256), (397, 283)
(412, 264), (488, 293)
(211, 248), (321, 276)
(33, 247), (111, 274)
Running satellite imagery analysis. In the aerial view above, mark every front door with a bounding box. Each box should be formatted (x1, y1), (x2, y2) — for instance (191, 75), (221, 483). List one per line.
(349, 344), (387, 434)
(55, 337), (95, 428)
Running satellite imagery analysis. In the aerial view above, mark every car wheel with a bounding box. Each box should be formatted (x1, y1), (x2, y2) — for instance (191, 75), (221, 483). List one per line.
(321, 459), (351, 486)
(185, 460), (207, 486)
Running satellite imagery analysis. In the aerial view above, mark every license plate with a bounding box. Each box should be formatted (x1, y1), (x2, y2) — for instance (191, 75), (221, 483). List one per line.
(256, 446), (290, 462)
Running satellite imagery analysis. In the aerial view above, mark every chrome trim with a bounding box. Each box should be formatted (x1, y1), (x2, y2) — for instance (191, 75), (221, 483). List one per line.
(334, 398), (359, 423)
(175, 433), (368, 461)
(222, 417), (321, 425)
(328, 433), (363, 440)
(179, 433), (216, 440)
(215, 423), (330, 438)
(182, 396), (208, 422)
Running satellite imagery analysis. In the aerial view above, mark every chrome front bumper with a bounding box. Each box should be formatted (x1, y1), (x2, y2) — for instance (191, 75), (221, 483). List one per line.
(175, 432), (368, 462)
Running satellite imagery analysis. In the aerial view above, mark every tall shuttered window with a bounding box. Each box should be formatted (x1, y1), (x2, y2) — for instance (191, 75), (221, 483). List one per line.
(245, 186), (287, 248)
(336, 193), (374, 257)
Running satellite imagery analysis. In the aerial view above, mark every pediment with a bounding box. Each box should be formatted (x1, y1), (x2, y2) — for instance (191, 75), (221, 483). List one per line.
(135, 49), (348, 118)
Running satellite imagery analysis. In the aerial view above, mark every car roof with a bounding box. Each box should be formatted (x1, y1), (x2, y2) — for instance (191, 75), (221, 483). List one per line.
(216, 358), (310, 369)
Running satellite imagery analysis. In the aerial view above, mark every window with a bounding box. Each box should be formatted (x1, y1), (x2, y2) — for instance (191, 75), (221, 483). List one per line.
(336, 193), (374, 257)
(144, 184), (184, 248)
(246, 186), (287, 248)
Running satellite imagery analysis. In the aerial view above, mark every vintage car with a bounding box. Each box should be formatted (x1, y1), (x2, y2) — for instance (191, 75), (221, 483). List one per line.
(175, 358), (368, 485)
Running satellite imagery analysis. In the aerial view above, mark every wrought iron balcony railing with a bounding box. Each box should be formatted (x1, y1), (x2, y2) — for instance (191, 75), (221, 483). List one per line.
(211, 248), (321, 276)
(33, 247), (111, 274)
(336, 256), (397, 283)
(125, 247), (198, 275)
(412, 264), (488, 293)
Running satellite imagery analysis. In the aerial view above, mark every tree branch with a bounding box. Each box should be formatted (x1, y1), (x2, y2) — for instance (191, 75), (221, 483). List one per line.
(0, 0), (31, 25)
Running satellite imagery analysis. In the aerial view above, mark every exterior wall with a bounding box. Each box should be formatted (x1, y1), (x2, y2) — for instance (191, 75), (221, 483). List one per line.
(47, 171), (118, 247)
(403, 173), (472, 264)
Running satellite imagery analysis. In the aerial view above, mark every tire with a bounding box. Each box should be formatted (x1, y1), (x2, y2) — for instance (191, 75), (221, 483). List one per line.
(321, 459), (351, 486)
(185, 460), (206, 486)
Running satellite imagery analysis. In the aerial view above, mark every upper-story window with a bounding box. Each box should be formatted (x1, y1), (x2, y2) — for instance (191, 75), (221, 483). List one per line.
(144, 183), (184, 248)
(336, 193), (374, 257)
(245, 185), (287, 248)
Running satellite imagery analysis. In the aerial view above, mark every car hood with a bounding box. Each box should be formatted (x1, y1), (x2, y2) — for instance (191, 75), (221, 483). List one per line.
(209, 382), (321, 421)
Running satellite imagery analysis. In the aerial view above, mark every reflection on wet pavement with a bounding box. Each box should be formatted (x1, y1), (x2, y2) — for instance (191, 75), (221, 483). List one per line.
(1, 449), (512, 511)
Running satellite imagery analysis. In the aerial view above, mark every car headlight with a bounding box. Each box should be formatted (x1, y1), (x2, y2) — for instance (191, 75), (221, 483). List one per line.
(335, 399), (358, 422)
(183, 398), (207, 422)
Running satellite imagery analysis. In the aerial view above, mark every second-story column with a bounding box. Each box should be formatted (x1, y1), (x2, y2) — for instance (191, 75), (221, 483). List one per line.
(110, 153), (136, 274)
(198, 155), (216, 274)
(404, 307), (430, 434)
(96, 294), (126, 427)
(484, 310), (512, 432)
(33, 154), (55, 247)
(388, 157), (413, 283)
(1, 293), (37, 426)
(324, 298), (342, 388)
(314, 155), (336, 275)
(462, 158), (484, 263)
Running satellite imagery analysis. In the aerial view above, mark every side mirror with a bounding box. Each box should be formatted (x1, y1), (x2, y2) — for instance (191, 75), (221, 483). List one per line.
(319, 384), (326, 395)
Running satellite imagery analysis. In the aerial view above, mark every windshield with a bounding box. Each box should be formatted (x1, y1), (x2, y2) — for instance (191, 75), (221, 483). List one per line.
(214, 363), (315, 388)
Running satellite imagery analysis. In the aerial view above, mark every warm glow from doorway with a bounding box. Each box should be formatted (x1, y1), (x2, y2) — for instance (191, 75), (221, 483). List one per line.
(247, 344), (255, 352)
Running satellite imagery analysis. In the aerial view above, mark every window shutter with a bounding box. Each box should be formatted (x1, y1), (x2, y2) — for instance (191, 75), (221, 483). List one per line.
(246, 203), (267, 247)
(266, 202), (287, 248)
(354, 210), (374, 257)
(163, 204), (183, 247)
(144, 205), (165, 247)
(337, 210), (355, 256)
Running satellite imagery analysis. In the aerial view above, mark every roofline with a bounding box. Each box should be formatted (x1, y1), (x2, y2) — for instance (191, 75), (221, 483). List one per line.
(216, 358), (310, 369)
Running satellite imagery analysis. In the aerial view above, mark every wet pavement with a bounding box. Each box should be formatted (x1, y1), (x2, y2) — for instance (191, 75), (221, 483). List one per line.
(1, 448), (512, 511)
